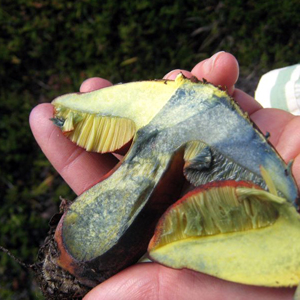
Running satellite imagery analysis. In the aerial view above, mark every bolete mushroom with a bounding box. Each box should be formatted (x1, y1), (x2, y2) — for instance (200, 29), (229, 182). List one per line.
(36, 74), (299, 299)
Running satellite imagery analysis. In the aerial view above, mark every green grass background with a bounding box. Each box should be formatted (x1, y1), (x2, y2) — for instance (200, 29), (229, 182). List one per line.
(1, 1), (300, 298)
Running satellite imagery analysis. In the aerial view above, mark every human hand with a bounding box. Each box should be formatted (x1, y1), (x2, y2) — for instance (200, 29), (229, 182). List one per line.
(30, 52), (299, 300)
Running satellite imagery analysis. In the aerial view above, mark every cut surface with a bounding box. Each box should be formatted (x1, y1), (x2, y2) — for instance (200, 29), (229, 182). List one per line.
(52, 77), (186, 153)
(149, 181), (279, 248)
(53, 108), (135, 153)
(148, 181), (300, 287)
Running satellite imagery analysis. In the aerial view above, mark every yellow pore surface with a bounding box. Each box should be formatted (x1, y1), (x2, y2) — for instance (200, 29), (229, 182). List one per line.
(149, 184), (300, 287)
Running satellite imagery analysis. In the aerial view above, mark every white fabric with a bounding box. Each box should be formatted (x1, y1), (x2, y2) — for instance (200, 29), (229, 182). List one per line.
(255, 64), (300, 115)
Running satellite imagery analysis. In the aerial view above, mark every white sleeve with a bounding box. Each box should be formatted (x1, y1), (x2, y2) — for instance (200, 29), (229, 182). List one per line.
(255, 64), (300, 115)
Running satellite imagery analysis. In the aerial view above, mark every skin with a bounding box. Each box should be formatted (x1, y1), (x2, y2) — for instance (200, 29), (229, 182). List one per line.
(29, 52), (300, 300)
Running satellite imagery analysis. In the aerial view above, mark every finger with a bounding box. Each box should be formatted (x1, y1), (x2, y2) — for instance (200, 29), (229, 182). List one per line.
(83, 263), (294, 300)
(164, 63), (261, 119)
(268, 115), (300, 162)
(163, 52), (239, 96)
(234, 89), (300, 190)
(292, 154), (300, 191)
(249, 110), (300, 188)
(163, 69), (193, 80)
(191, 51), (239, 95)
(80, 77), (112, 92)
(29, 103), (118, 195)
(233, 88), (262, 115)
(249, 108), (294, 148)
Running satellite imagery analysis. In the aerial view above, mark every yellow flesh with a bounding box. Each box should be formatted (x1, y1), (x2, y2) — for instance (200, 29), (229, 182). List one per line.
(52, 77), (186, 153)
(152, 186), (280, 248)
(149, 185), (300, 287)
(55, 109), (135, 152)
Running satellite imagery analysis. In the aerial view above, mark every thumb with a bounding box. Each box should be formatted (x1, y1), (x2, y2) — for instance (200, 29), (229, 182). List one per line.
(83, 263), (294, 300)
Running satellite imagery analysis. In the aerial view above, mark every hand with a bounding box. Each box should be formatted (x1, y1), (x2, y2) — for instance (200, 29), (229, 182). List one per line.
(30, 52), (299, 300)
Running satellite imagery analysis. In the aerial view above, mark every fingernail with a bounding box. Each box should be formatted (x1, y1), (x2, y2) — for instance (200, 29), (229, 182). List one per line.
(163, 69), (181, 79)
(203, 51), (225, 74)
(163, 69), (192, 80)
